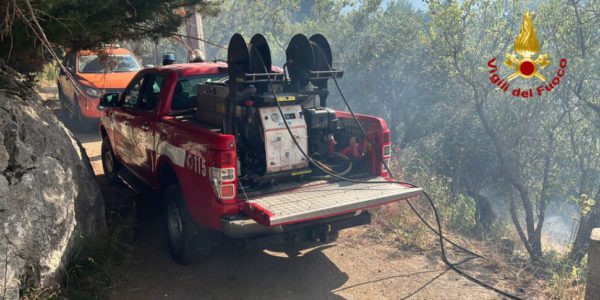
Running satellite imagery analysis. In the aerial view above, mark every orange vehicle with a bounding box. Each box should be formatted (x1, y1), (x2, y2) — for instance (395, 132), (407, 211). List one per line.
(57, 47), (143, 130)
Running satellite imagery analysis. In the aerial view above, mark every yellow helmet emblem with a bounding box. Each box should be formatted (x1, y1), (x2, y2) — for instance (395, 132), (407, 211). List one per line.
(504, 12), (550, 81)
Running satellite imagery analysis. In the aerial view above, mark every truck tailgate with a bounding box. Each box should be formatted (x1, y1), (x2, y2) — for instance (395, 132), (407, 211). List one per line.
(243, 177), (422, 226)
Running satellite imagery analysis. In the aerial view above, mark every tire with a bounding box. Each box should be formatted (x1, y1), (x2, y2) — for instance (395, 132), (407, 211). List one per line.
(101, 136), (122, 183)
(164, 184), (220, 265)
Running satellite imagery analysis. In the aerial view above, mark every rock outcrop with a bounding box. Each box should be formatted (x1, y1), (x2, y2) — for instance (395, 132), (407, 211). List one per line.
(0, 65), (105, 298)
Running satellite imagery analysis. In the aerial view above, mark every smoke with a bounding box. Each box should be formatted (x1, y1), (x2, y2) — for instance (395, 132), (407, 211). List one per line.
(543, 198), (579, 249)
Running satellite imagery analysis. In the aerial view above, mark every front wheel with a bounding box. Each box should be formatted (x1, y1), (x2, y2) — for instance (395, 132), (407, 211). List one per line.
(164, 184), (221, 265)
(101, 136), (122, 183)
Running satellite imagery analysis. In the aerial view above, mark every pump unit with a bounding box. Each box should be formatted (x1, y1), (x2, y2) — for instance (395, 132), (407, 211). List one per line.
(195, 33), (351, 188)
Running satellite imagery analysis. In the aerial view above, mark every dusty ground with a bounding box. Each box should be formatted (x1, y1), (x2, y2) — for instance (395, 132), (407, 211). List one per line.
(41, 85), (546, 300)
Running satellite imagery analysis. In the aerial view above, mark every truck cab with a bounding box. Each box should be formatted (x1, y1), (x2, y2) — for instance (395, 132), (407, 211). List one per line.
(99, 34), (421, 264)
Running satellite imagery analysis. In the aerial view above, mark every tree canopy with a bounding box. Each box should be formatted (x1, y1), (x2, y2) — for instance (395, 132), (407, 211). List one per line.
(0, 0), (218, 72)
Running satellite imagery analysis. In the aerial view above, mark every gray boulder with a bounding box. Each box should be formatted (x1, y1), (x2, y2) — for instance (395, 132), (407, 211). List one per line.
(0, 70), (105, 298)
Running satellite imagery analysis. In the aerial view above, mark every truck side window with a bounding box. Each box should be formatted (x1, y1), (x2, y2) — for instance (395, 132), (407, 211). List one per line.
(122, 75), (144, 109)
(171, 74), (226, 110)
(171, 79), (193, 110)
(137, 74), (164, 111)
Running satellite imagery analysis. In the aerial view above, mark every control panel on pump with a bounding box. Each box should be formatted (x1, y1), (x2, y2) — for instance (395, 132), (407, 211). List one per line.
(259, 105), (308, 174)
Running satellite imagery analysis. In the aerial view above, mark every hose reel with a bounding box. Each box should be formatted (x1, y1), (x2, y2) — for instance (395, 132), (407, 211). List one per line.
(227, 32), (341, 94)
(227, 33), (274, 92)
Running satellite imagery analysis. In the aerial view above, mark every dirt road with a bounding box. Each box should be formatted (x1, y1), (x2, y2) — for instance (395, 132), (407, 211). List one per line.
(43, 90), (540, 299)
(80, 129), (525, 300)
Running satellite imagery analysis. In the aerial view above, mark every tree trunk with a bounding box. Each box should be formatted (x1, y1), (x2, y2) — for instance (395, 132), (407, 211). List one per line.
(474, 99), (543, 260)
(570, 186), (600, 264)
(509, 195), (536, 258)
(467, 190), (496, 232)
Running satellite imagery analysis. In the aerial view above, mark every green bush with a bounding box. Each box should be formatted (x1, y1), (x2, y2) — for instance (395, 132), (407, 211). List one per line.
(546, 252), (587, 299)
(393, 147), (477, 234)
(38, 63), (58, 83)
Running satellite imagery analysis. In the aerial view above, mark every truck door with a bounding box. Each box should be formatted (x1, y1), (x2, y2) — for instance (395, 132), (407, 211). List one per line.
(126, 73), (164, 180)
(112, 73), (145, 168)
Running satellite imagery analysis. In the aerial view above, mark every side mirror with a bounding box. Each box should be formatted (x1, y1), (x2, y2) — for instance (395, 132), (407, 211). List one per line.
(144, 64), (155, 68)
(98, 93), (119, 110)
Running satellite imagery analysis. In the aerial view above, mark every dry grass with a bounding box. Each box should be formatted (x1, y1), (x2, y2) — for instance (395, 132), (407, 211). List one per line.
(368, 196), (561, 299)
(19, 216), (134, 300)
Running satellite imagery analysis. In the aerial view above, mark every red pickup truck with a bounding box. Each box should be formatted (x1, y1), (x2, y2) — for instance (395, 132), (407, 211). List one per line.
(98, 34), (421, 264)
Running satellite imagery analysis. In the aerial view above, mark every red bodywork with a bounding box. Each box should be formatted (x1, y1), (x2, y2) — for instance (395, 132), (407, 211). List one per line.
(100, 63), (392, 231)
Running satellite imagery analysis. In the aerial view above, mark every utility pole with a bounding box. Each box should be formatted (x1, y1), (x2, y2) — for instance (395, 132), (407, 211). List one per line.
(185, 5), (206, 60)
(154, 39), (159, 66)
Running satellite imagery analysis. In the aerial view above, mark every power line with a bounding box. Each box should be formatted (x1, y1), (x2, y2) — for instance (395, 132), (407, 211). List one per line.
(170, 33), (228, 49)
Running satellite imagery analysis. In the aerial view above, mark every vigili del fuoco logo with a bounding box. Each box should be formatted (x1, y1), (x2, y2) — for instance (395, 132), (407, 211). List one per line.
(487, 12), (567, 98)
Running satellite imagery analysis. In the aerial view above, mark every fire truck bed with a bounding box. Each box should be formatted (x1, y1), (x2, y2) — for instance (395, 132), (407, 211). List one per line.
(246, 177), (423, 226)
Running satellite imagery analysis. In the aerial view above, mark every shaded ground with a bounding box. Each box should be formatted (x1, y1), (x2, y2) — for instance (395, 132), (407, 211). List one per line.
(40, 85), (546, 299)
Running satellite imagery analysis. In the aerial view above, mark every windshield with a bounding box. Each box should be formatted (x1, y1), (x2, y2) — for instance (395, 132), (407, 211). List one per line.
(171, 74), (227, 110)
(78, 54), (141, 73)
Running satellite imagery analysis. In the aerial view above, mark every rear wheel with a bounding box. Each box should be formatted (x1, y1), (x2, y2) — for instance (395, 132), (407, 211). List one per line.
(164, 184), (220, 265)
(101, 136), (122, 183)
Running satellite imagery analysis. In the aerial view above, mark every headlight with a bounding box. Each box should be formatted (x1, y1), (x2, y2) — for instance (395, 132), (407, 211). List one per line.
(85, 87), (102, 98)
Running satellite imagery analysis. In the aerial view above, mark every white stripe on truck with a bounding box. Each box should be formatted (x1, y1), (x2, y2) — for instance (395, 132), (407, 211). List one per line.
(158, 142), (186, 167)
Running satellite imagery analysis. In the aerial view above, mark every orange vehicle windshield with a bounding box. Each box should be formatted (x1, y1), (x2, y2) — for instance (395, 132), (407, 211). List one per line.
(78, 54), (141, 73)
